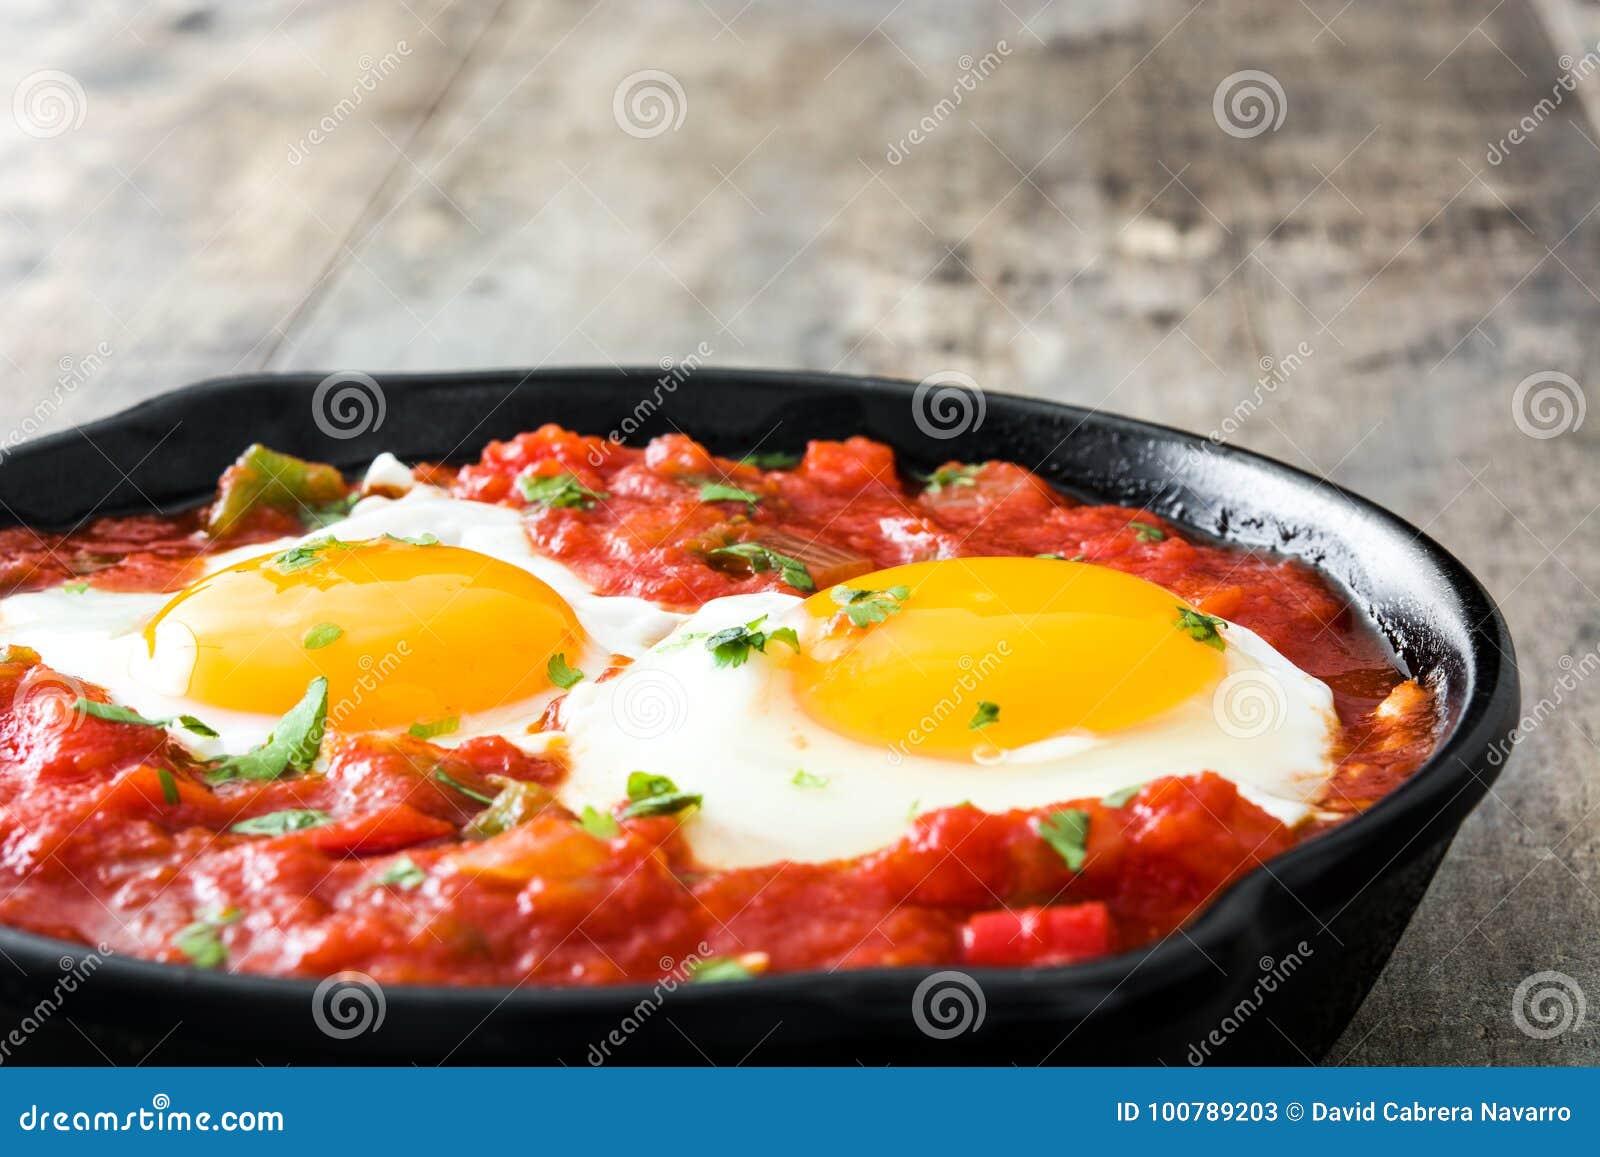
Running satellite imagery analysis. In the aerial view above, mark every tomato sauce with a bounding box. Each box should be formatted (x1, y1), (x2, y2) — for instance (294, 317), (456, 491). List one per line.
(0, 428), (1440, 985)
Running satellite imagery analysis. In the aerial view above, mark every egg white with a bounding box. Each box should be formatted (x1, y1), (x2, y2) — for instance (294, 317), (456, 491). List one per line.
(0, 459), (684, 758)
(556, 592), (1339, 869)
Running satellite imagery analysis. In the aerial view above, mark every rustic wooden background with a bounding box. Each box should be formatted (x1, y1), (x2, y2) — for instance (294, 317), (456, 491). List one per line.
(1, 0), (1595, 1065)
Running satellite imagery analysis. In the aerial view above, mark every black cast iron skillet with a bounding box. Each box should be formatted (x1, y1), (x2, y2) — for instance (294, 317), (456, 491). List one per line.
(0, 368), (1518, 1065)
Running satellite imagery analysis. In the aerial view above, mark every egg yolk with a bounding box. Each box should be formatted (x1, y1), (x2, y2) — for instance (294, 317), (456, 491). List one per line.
(141, 538), (584, 729)
(790, 557), (1226, 759)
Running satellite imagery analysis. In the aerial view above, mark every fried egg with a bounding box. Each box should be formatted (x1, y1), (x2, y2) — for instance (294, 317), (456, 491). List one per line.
(558, 557), (1338, 868)
(0, 461), (682, 757)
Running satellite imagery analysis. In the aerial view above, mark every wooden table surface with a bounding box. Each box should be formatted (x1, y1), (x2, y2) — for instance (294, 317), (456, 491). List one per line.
(1, 0), (1595, 1065)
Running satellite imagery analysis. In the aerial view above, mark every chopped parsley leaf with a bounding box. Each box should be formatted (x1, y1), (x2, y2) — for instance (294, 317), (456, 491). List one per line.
(547, 652), (585, 689)
(704, 615), (799, 669)
(272, 537), (343, 574)
(969, 701), (1000, 730)
(172, 905), (241, 969)
(922, 463), (982, 493)
(739, 450), (801, 470)
(689, 956), (755, 983)
(621, 770), (702, 819)
(791, 769), (828, 789)
(369, 857), (426, 890)
(1035, 552), (1065, 560)
(698, 481), (762, 511)
(302, 622), (343, 650)
(518, 473), (609, 510)
(707, 542), (815, 592)
(1101, 784), (1142, 808)
(830, 583), (910, 628)
(577, 806), (621, 840)
(408, 716), (459, 741)
(205, 677), (328, 784)
(1037, 809), (1091, 871)
(383, 532), (439, 546)
(1129, 520), (1166, 543)
(1175, 606), (1227, 651)
(433, 767), (496, 806)
(73, 698), (219, 738)
(231, 809), (332, 836)
(157, 768), (181, 806)
(62, 580), (89, 593)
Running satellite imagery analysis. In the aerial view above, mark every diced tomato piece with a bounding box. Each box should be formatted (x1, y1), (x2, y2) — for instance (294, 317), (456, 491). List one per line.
(960, 902), (1114, 967)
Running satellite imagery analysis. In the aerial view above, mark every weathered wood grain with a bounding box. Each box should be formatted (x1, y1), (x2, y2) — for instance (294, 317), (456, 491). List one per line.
(0, 0), (1595, 1064)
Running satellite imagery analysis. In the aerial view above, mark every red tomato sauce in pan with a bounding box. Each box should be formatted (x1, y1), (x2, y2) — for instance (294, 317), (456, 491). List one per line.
(0, 427), (1440, 985)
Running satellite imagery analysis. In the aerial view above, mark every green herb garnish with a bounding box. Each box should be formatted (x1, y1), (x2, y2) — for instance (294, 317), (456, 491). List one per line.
(408, 716), (460, 741)
(231, 809), (332, 836)
(791, 769), (828, 789)
(704, 615), (799, 669)
(62, 580), (89, 593)
(369, 857), (426, 890)
(302, 493), (359, 529)
(620, 771), (702, 819)
(577, 806), (621, 840)
(707, 542), (815, 593)
(384, 532), (439, 546)
(464, 779), (552, 838)
(739, 451), (801, 470)
(518, 473), (609, 510)
(172, 905), (241, 969)
(547, 653), (585, 689)
(205, 677), (328, 784)
(922, 463), (981, 493)
(433, 767), (496, 806)
(156, 768), (181, 805)
(969, 701), (1000, 730)
(1129, 521), (1166, 543)
(73, 698), (219, 738)
(302, 622), (344, 650)
(698, 481), (762, 511)
(1100, 784), (1142, 808)
(689, 956), (755, 983)
(830, 583), (910, 628)
(272, 537), (343, 574)
(1035, 553), (1065, 560)
(1175, 606), (1227, 651)
(1037, 809), (1091, 871)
